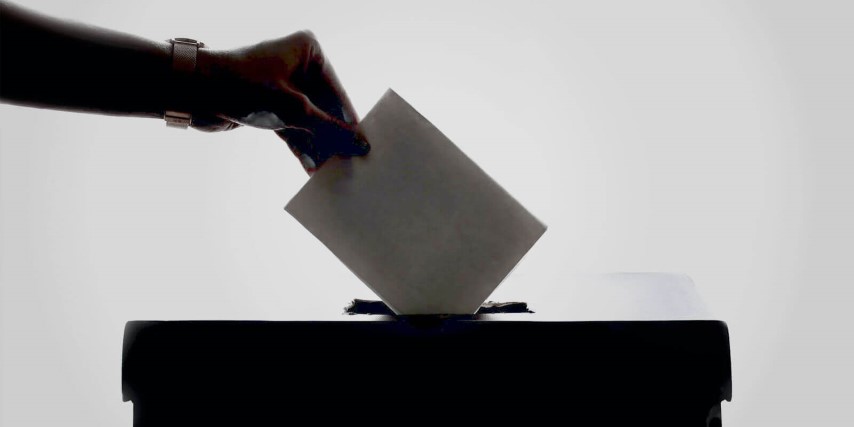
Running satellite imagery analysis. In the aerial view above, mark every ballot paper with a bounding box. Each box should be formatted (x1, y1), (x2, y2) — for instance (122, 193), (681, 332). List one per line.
(286, 89), (546, 314)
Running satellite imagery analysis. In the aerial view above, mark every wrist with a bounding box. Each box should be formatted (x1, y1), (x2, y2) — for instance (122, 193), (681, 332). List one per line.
(191, 47), (237, 118)
(163, 40), (236, 124)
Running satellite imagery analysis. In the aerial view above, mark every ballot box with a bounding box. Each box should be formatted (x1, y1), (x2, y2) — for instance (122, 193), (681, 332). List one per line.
(122, 317), (731, 426)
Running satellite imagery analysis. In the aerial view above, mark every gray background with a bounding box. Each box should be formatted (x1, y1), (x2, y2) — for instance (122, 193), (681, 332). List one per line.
(0, 0), (851, 425)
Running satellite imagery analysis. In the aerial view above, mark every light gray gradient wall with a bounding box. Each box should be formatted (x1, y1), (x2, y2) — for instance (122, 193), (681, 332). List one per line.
(1, 0), (851, 425)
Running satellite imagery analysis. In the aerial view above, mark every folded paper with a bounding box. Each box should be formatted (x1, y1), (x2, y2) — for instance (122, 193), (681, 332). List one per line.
(286, 89), (546, 314)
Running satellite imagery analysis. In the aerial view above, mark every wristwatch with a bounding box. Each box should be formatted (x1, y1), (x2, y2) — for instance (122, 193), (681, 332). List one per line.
(164, 38), (205, 128)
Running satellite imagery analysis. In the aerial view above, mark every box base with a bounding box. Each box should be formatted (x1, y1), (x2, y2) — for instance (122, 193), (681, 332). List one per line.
(123, 319), (731, 426)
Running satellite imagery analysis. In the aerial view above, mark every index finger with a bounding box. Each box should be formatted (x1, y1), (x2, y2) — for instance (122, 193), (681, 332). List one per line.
(292, 31), (360, 126)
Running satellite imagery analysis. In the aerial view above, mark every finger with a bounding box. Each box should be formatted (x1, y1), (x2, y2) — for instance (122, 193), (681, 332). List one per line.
(276, 129), (319, 174)
(277, 86), (370, 159)
(291, 31), (360, 126)
(275, 115), (367, 172)
(303, 102), (370, 157)
(274, 100), (369, 173)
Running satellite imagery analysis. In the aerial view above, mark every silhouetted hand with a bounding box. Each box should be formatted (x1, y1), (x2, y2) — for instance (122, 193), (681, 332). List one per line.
(1, 3), (367, 173)
(195, 31), (369, 172)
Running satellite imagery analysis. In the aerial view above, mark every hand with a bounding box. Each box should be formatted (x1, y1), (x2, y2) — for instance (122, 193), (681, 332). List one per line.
(194, 31), (369, 173)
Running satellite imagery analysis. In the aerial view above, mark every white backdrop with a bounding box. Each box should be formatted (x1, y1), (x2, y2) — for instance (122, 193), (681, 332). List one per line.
(1, 0), (852, 425)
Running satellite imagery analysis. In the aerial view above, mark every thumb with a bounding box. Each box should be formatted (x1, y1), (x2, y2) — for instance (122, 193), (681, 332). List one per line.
(275, 129), (320, 174)
(277, 88), (370, 159)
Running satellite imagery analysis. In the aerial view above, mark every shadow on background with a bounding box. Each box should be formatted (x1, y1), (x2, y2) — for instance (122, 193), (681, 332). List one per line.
(123, 319), (731, 426)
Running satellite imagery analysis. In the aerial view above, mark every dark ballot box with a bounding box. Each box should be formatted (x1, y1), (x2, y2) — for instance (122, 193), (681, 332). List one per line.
(122, 317), (731, 426)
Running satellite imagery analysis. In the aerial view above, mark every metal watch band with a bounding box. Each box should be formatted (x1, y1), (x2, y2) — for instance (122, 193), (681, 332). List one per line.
(164, 38), (204, 129)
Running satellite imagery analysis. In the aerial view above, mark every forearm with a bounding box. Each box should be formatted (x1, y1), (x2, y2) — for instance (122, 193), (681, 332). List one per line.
(0, 1), (218, 119)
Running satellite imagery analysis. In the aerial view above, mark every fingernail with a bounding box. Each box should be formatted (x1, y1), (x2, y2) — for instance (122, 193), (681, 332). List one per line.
(354, 137), (371, 154)
(299, 153), (317, 172)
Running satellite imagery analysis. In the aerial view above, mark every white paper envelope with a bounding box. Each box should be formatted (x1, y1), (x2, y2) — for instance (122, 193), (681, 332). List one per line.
(286, 89), (546, 314)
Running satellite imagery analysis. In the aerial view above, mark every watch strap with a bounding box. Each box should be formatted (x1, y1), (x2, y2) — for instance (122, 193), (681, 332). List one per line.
(164, 38), (204, 129)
